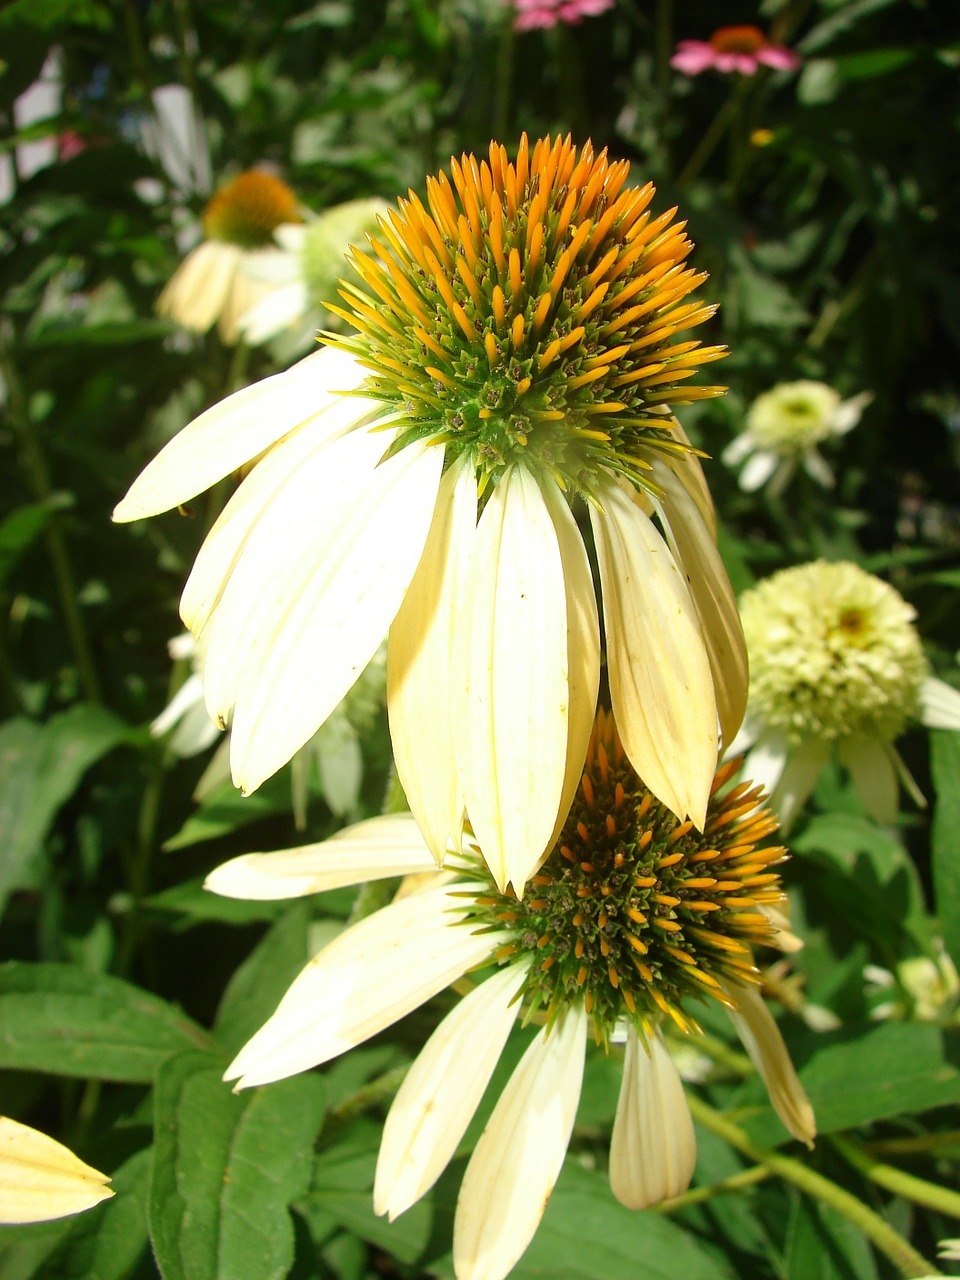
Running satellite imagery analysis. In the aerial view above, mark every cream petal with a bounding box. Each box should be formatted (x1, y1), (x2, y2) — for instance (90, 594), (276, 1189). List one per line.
(722, 433), (754, 467)
(772, 738), (830, 832)
(217, 265), (278, 345)
(739, 450), (779, 493)
(238, 281), (309, 344)
(453, 1002), (587, 1280)
(157, 240), (239, 334)
(460, 466), (572, 894)
(113, 345), (369, 521)
(205, 813), (437, 900)
(226, 883), (497, 1087)
(150, 671), (205, 739)
(590, 476), (718, 829)
(388, 454), (476, 862)
(838, 734), (898, 825)
(741, 731), (789, 799)
(919, 676), (960, 731)
(801, 449), (835, 489)
(832, 391), (872, 436)
(609, 1026), (697, 1209)
(0, 1118), (113, 1224)
(664, 420), (717, 540)
(650, 458), (748, 750)
(218, 435), (445, 793)
(375, 962), (528, 1221)
(721, 979), (816, 1147)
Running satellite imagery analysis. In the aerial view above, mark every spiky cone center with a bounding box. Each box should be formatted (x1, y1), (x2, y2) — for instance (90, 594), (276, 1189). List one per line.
(710, 25), (767, 54)
(330, 133), (726, 498)
(202, 171), (302, 249)
(463, 708), (786, 1046)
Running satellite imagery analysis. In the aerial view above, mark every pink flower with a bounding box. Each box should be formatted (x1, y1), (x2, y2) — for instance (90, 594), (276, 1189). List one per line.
(671, 25), (801, 77)
(513, 0), (614, 32)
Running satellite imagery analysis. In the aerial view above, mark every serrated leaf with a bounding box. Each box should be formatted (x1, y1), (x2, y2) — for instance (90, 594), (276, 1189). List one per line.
(0, 963), (210, 1082)
(149, 1052), (326, 1280)
(931, 730), (960, 966)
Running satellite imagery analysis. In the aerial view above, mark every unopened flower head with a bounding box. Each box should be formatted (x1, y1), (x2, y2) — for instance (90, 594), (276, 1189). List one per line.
(117, 135), (746, 895)
(209, 710), (813, 1280)
(742, 561), (926, 745)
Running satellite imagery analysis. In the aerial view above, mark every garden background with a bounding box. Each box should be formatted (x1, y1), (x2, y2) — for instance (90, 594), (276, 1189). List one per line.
(1, 0), (960, 1277)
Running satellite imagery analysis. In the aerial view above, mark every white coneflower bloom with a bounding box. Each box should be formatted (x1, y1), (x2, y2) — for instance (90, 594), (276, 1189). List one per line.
(237, 198), (391, 352)
(723, 381), (871, 497)
(733, 560), (960, 829)
(116, 134), (747, 894)
(865, 946), (960, 1023)
(0, 1118), (112, 1224)
(206, 710), (814, 1280)
(157, 169), (303, 344)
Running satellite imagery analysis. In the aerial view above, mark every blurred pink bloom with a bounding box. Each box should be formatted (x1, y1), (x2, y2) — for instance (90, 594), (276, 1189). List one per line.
(671, 25), (801, 76)
(513, 0), (614, 32)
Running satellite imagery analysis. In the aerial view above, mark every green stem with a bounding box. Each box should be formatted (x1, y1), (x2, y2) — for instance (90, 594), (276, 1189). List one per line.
(866, 1131), (960, 1158)
(327, 1064), (409, 1125)
(830, 1133), (960, 1220)
(676, 90), (740, 190)
(656, 1163), (771, 1211)
(654, 0), (675, 177)
(492, 18), (515, 142)
(687, 1096), (941, 1279)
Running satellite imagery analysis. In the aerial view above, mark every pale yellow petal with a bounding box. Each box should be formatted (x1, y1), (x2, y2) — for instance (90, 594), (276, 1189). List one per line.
(226, 883), (497, 1088)
(0, 1118), (112, 1224)
(387, 454), (476, 862)
(609, 1026), (696, 1209)
(664, 419), (717, 540)
(113, 345), (369, 522)
(453, 1002), (587, 1280)
(157, 240), (239, 334)
(590, 475), (718, 829)
(205, 813), (437, 900)
(461, 466), (571, 894)
(375, 962), (528, 1221)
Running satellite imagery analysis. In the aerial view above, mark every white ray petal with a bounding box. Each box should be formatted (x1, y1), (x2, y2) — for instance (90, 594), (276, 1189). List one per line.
(388, 454), (476, 862)
(205, 813), (438, 900)
(664, 420), (717, 540)
(650, 458), (748, 749)
(0, 1118), (113, 1224)
(157, 240), (239, 334)
(802, 449), (835, 489)
(609, 1026), (697, 1209)
(590, 476), (718, 829)
(113, 345), (369, 521)
(453, 1002), (587, 1280)
(218, 435), (445, 793)
(838, 734), (898, 825)
(375, 962), (528, 1221)
(722, 979), (816, 1147)
(741, 731), (789, 798)
(772, 737), (830, 832)
(919, 676), (960, 731)
(226, 883), (497, 1088)
(739, 450), (779, 492)
(722, 434), (754, 467)
(460, 466), (571, 894)
(238, 281), (309, 344)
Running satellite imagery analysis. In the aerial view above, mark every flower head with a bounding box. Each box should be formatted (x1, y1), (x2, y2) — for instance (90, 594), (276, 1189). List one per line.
(672, 26), (801, 77)
(734, 561), (960, 827)
(116, 135), (746, 893)
(157, 169), (303, 343)
(208, 710), (814, 1280)
(513, 0), (614, 32)
(0, 1118), (112, 1224)
(723, 380), (871, 496)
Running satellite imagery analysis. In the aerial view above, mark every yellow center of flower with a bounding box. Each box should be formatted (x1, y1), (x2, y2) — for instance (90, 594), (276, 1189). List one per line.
(202, 171), (301, 249)
(330, 134), (726, 497)
(467, 709), (786, 1044)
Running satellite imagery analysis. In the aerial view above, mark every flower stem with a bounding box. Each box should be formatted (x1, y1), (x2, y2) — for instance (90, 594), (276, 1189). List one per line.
(657, 1163), (771, 1211)
(676, 91), (740, 190)
(830, 1133), (960, 1220)
(686, 1096), (942, 1279)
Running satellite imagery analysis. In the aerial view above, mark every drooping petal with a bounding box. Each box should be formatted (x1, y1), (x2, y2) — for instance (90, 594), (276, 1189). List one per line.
(0, 1118), (113, 1224)
(205, 813), (437, 900)
(590, 475), (718, 828)
(721, 433), (755, 467)
(215, 434), (445, 794)
(113, 345), (369, 522)
(460, 466), (572, 893)
(772, 737), (830, 832)
(838, 733), (898, 825)
(919, 676), (960, 731)
(801, 449), (835, 489)
(609, 1026), (697, 1209)
(739, 449), (780, 492)
(741, 730), (790, 798)
(238, 281), (309, 345)
(453, 1003), (587, 1280)
(375, 963), (529, 1221)
(665, 421), (717, 540)
(650, 458), (748, 749)
(722, 979), (816, 1147)
(157, 240), (239, 335)
(832, 391), (872, 436)
(226, 883), (498, 1088)
(388, 454), (476, 862)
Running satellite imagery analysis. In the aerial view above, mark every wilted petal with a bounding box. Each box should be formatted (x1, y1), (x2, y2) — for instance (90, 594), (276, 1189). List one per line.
(113, 346), (368, 522)
(722, 978), (816, 1147)
(453, 1003), (587, 1280)
(375, 963), (528, 1220)
(226, 883), (498, 1087)
(205, 813), (438, 900)
(590, 475), (717, 828)
(388, 453), (476, 862)
(0, 1118), (113, 1224)
(461, 466), (572, 893)
(609, 1026), (697, 1209)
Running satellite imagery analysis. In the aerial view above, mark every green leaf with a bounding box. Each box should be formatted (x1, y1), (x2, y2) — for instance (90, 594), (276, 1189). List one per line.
(931, 730), (960, 966)
(0, 706), (131, 915)
(149, 1051), (327, 1280)
(162, 777), (292, 851)
(0, 963), (210, 1081)
(0, 502), (52, 589)
(784, 1191), (880, 1280)
(145, 877), (287, 931)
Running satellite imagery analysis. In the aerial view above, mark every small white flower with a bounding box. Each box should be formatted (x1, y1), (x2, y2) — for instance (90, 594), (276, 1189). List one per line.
(723, 381), (871, 497)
